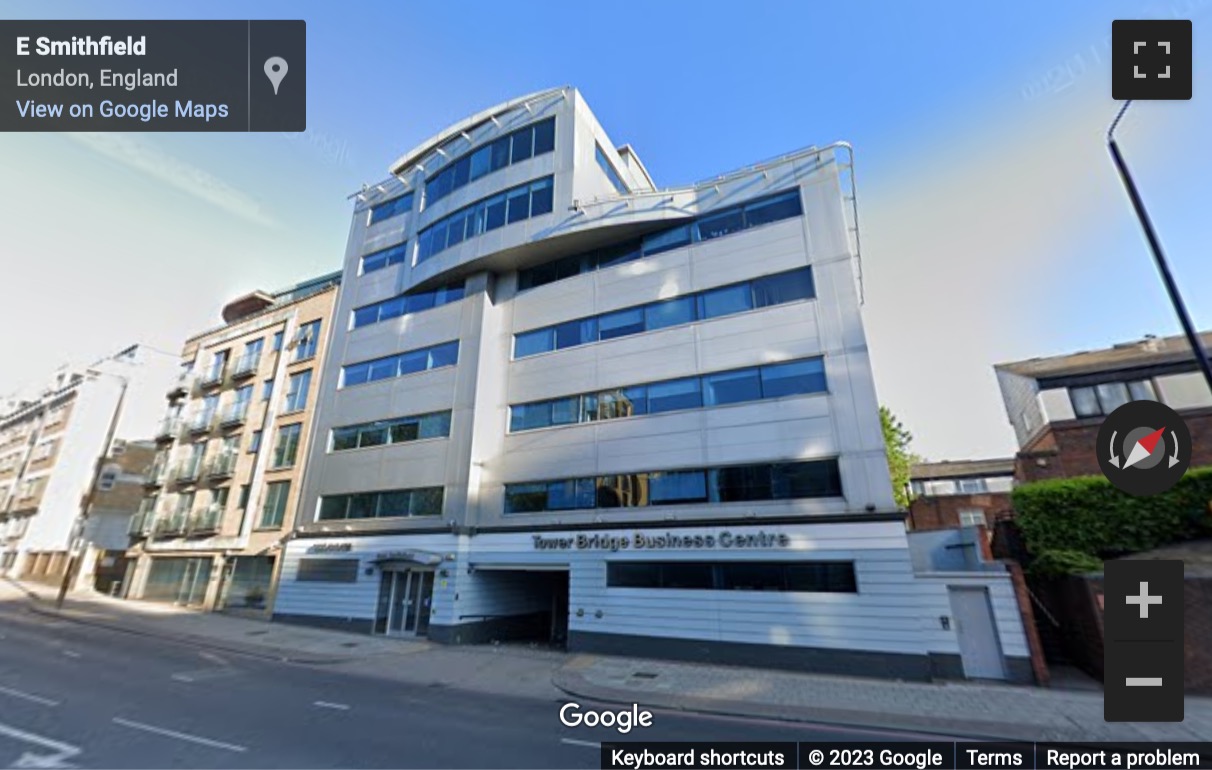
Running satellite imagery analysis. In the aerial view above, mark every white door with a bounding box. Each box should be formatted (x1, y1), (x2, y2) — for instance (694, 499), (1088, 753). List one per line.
(948, 586), (1006, 680)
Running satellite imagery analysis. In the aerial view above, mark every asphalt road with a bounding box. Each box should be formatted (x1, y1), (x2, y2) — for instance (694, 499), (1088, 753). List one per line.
(0, 599), (952, 769)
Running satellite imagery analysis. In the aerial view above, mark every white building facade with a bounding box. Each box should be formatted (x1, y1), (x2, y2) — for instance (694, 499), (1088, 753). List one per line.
(274, 87), (1031, 681)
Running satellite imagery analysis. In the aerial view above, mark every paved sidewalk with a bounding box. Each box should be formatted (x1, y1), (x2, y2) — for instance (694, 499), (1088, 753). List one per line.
(554, 655), (1212, 742)
(5, 579), (1210, 741)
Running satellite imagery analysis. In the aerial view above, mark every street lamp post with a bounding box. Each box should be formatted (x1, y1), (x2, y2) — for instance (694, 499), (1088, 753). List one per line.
(1106, 100), (1212, 392)
(55, 370), (129, 610)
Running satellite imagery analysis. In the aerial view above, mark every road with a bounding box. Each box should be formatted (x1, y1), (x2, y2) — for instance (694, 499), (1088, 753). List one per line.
(0, 598), (953, 769)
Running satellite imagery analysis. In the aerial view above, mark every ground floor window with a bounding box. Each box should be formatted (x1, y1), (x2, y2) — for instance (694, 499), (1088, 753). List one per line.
(606, 560), (857, 593)
(144, 557), (212, 606)
(221, 555), (276, 610)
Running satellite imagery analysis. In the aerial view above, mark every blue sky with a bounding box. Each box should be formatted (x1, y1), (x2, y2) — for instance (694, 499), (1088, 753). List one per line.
(2, 0), (1210, 459)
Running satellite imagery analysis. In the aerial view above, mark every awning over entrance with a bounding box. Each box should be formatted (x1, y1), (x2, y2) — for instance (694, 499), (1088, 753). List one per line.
(370, 549), (444, 569)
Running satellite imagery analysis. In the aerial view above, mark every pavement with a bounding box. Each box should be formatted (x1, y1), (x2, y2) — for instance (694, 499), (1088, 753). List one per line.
(5, 579), (1212, 748)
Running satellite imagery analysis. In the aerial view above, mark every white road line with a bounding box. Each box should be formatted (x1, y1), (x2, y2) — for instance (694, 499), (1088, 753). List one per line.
(0, 721), (81, 767)
(0, 685), (60, 707)
(560, 738), (601, 749)
(61, 651), (81, 659)
(312, 701), (350, 711)
(111, 718), (247, 753)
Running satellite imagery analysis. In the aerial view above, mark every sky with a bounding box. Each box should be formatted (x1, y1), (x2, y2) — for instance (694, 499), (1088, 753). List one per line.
(1, 0), (1210, 461)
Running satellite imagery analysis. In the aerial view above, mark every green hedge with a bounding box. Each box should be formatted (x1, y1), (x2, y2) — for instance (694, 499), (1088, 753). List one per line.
(1012, 467), (1212, 573)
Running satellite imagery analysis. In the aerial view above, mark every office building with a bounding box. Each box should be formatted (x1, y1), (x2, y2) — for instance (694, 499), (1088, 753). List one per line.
(123, 273), (339, 612)
(273, 87), (1030, 681)
(996, 331), (1212, 483)
(0, 345), (178, 586)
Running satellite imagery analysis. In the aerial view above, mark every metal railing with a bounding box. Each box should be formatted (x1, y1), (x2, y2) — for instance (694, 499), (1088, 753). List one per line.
(172, 459), (203, 484)
(197, 364), (226, 388)
(231, 353), (261, 379)
(155, 417), (181, 441)
(153, 511), (187, 536)
(218, 401), (250, 427)
(205, 452), (237, 479)
(188, 412), (215, 434)
(188, 505), (222, 534)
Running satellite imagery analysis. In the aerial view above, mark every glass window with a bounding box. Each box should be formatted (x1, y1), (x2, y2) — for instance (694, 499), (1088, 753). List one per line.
(361, 243), (408, 274)
(554, 318), (596, 350)
(660, 562), (714, 589)
(284, 370), (311, 412)
(598, 386), (647, 419)
(596, 240), (642, 269)
(785, 562), (857, 593)
(358, 423), (388, 448)
(506, 187), (530, 224)
(505, 483), (548, 514)
(529, 177), (554, 216)
(711, 464), (773, 502)
(644, 296), (695, 331)
(259, 481), (290, 528)
(703, 368), (761, 406)
(648, 378), (702, 413)
(418, 411), (451, 438)
(547, 478), (595, 510)
(515, 328), (554, 358)
(649, 470), (708, 505)
(1096, 382), (1130, 414)
(607, 563), (660, 588)
(376, 490), (412, 518)
(368, 356), (398, 382)
(698, 283), (753, 319)
(343, 363), (370, 387)
(485, 193), (507, 230)
(957, 478), (988, 494)
(598, 307), (645, 340)
(1129, 379), (1156, 401)
(331, 427), (358, 451)
(752, 268), (815, 307)
(550, 396), (581, 425)
(352, 306), (379, 329)
(642, 225), (692, 256)
(510, 125), (534, 163)
(452, 156), (471, 189)
(761, 358), (827, 398)
(490, 137), (510, 171)
(743, 190), (803, 228)
(469, 146), (492, 180)
(1070, 386), (1101, 417)
(347, 493), (377, 519)
(594, 143), (629, 194)
(389, 419), (419, 443)
(429, 341), (459, 368)
(248, 430), (262, 453)
(318, 497), (347, 521)
(295, 321), (321, 361)
(533, 118), (556, 155)
(720, 563), (785, 591)
(446, 213), (467, 247)
(410, 487), (444, 516)
(368, 194), (413, 225)
(272, 331), (284, 352)
(696, 208), (745, 241)
(510, 403), (550, 432)
(272, 424), (302, 468)
(772, 460), (843, 499)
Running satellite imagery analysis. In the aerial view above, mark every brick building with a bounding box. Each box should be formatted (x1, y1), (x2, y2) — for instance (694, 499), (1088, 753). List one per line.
(908, 458), (1016, 531)
(995, 332), (1212, 483)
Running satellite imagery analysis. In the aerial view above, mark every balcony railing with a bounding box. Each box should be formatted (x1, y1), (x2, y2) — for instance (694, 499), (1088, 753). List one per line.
(153, 512), (187, 536)
(231, 353), (261, 380)
(155, 417), (182, 441)
(167, 372), (192, 398)
(188, 505), (222, 535)
(143, 462), (167, 488)
(188, 412), (215, 434)
(172, 460), (203, 485)
(197, 364), (226, 389)
(128, 508), (155, 537)
(218, 401), (250, 427)
(205, 452), (237, 479)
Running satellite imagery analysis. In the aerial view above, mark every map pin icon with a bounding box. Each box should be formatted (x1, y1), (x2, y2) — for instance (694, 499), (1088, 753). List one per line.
(264, 56), (288, 95)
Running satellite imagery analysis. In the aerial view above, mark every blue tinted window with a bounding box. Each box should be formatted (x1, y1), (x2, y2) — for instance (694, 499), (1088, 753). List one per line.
(598, 307), (644, 340)
(351, 282), (464, 330)
(595, 143), (629, 194)
(529, 178), (554, 216)
(548, 478), (595, 510)
(485, 193), (507, 230)
(510, 403), (550, 432)
(534, 119), (556, 155)
(644, 297), (696, 331)
(761, 358), (827, 398)
(470, 146), (492, 180)
(743, 190), (802, 228)
(343, 363), (370, 387)
(699, 283), (753, 319)
(429, 342), (459, 368)
(648, 378), (702, 414)
(703, 368), (761, 406)
(514, 328), (553, 358)
(554, 318), (596, 350)
(340, 342), (459, 388)
(752, 268), (815, 307)
(425, 119), (554, 205)
(368, 193), (413, 224)
(490, 137), (510, 171)
(696, 208), (744, 241)
(416, 177), (552, 264)
(506, 187), (530, 224)
(352, 306), (378, 329)
(361, 243), (409, 275)
(399, 349), (429, 375)
(510, 126), (534, 163)
(642, 225), (692, 255)
(368, 357), (397, 382)
(649, 471), (708, 505)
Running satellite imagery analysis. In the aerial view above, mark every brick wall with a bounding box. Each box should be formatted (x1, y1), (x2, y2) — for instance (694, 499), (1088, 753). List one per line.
(1017, 409), (1212, 484)
(908, 492), (1014, 530)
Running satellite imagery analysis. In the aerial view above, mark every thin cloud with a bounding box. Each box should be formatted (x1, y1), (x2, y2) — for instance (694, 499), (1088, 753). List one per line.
(65, 132), (278, 228)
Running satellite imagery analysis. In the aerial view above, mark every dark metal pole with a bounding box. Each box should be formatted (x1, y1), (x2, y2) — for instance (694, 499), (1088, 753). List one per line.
(1107, 102), (1212, 392)
(55, 375), (128, 610)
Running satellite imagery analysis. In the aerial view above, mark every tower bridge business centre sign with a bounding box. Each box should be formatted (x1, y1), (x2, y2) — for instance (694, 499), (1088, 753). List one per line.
(531, 531), (791, 552)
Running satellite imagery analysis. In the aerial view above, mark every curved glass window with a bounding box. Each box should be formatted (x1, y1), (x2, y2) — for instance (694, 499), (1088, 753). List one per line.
(424, 118), (555, 206)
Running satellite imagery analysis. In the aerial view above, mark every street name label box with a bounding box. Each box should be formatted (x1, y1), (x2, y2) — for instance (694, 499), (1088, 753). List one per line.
(0, 20), (305, 131)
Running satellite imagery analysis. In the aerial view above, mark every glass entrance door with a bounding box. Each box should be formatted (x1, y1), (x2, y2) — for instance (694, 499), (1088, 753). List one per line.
(377, 569), (434, 637)
(175, 558), (211, 606)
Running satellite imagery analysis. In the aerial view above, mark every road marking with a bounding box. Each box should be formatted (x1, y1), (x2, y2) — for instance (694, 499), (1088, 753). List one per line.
(170, 668), (238, 683)
(111, 718), (247, 753)
(0, 685), (60, 707)
(560, 738), (601, 749)
(0, 721), (81, 768)
(60, 651), (81, 659)
(312, 701), (350, 711)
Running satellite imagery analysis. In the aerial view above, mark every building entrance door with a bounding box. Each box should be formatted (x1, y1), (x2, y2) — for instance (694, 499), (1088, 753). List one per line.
(175, 558), (211, 607)
(377, 569), (433, 637)
(948, 586), (1006, 680)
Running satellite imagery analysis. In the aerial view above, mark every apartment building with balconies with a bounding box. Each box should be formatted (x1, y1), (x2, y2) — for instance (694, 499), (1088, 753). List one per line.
(124, 272), (339, 613)
(0, 345), (178, 584)
(269, 88), (1031, 682)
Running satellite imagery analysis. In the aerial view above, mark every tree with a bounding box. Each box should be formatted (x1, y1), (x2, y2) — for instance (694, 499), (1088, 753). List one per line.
(880, 406), (916, 509)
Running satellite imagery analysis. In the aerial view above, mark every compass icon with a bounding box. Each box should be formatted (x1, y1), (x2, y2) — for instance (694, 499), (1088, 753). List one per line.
(1097, 400), (1191, 496)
